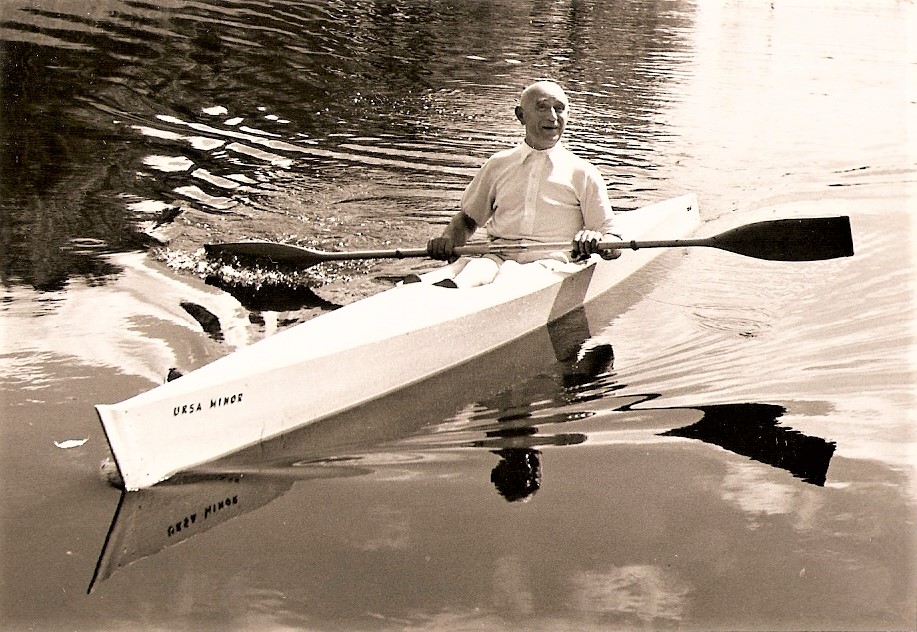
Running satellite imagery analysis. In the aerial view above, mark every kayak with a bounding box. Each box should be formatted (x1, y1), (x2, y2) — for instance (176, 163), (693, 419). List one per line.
(96, 193), (701, 490)
(90, 295), (633, 590)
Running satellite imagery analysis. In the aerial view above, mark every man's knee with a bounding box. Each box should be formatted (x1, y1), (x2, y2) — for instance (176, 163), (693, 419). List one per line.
(451, 256), (500, 288)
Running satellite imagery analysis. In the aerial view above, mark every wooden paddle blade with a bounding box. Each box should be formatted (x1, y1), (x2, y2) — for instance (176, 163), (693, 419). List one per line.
(710, 216), (854, 261)
(204, 241), (327, 266)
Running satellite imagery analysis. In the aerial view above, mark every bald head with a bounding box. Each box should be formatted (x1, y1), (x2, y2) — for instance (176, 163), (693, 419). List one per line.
(520, 81), (569, 108)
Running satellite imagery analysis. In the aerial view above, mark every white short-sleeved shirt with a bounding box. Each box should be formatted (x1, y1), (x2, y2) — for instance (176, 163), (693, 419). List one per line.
(461, 142), (620, 254)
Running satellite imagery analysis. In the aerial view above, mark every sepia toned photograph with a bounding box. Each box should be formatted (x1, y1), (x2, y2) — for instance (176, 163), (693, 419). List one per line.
(1, 1), (914, 630)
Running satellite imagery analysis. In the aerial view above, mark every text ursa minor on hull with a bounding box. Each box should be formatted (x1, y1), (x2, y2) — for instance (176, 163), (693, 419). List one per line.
(173, 392), (244, 417)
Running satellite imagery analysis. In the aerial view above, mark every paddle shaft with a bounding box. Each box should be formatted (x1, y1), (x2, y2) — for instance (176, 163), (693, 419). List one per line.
(396, 238), (725, 258)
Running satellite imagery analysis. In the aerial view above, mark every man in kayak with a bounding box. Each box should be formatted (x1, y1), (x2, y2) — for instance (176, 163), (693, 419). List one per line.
(423, 80), (622, 288)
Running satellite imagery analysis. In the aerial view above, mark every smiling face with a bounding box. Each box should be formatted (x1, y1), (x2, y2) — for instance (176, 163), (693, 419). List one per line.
(515, 81), (569, 150)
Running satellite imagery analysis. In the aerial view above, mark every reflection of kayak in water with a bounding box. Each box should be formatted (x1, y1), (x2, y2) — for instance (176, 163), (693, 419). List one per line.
(96, 194), (702, 490)
(88, 462), (370, 593)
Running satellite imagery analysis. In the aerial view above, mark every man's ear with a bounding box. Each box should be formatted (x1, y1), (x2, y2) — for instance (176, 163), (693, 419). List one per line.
(514, 105), (525, 123)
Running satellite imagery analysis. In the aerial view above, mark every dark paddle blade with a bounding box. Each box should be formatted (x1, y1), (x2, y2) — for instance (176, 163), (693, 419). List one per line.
(708, 216), (854, 261)
(204, 241), (434, 266)
(204, 241), (330, 266)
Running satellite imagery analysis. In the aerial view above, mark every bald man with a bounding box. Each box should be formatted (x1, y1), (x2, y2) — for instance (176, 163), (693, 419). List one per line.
(425, 81), (621, 288)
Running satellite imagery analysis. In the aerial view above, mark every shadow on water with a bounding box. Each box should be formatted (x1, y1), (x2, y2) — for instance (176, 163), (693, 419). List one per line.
(203, 273), (341, 313)
(89, 291), (836, 591)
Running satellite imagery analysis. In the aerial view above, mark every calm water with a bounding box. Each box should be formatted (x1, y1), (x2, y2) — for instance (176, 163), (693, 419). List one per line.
(1, 1), (915, 630)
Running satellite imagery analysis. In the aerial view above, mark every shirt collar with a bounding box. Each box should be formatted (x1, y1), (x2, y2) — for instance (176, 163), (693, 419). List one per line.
(518, 141), (563, 164)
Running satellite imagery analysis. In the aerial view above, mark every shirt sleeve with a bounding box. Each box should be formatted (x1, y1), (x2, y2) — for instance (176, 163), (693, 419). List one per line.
(460, 157), (497, 227)
(579, 164), (622, 238)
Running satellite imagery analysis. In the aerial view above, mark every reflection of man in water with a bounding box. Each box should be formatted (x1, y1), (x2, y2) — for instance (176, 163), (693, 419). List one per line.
(491, 447), (542, 502)
(485, 342), (615, 502)
(488, 431), (589, 502)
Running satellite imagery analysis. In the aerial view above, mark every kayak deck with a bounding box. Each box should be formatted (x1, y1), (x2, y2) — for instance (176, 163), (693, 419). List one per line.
(97, 193), (700, 490)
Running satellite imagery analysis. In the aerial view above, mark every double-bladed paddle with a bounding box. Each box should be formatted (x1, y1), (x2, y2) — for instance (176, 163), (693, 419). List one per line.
(204, 216), (854, 267)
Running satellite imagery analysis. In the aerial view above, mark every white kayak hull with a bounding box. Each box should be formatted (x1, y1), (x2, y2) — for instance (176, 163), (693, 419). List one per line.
(97, 193), (700, 490)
